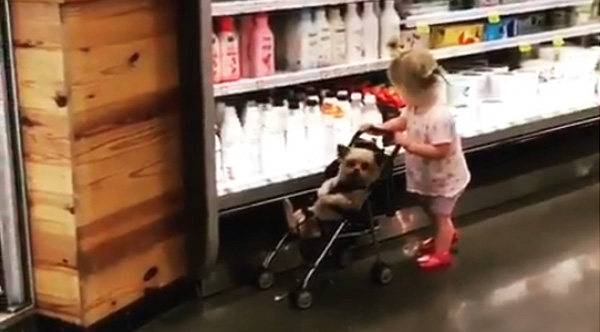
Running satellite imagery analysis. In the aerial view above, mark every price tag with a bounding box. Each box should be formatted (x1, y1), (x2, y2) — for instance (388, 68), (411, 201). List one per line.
(519, 43), (532, 53)
(416, 22), (430, 35)
(552, 37), (565, 47)
(487, 11), (501, 24)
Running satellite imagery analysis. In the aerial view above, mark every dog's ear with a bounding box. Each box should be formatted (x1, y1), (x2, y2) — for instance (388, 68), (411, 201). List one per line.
(374, 151), (385, 167)
(337, 144), (350, 159)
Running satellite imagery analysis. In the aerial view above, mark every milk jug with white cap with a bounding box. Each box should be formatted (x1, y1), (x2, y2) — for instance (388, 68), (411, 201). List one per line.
(345, 3), (364, 63)
(304, 97), (327, 168)
(315, 8), (332, 67)
(329, 7), (347, 65)
(380, 0), (401, 59)
(335, 90), (353, 144)
(215, 134), (224, 186)
(287, 9), (319, 71)
(350, 92), (364, 131)
(363, 1), (380, 60)
(286, 98), (308, 173)
(361, 93), (383, 125)
(243, 101), (263, 179)
(261, 97), (288, 179)
(221, 105), (247, 182)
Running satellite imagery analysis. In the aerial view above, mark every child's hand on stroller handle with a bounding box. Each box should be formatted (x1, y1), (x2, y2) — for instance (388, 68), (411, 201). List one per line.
(359, 124), (388, 135)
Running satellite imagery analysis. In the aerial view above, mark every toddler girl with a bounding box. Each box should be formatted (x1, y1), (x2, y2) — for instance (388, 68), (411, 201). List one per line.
(369, 47), (470, 270)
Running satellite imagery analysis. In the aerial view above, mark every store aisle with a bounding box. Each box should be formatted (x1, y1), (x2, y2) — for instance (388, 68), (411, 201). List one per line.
(140, 183), (600, 332)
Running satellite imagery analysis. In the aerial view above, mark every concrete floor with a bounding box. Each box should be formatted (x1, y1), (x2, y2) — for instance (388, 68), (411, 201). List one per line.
(140, 183), (600, 332)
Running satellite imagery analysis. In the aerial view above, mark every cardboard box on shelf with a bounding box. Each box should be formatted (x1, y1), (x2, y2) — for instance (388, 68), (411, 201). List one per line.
(431, 23), (484, 48)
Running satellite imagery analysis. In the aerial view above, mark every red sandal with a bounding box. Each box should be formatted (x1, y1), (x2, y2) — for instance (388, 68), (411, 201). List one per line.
(418, 232), (460, 256)
(416, 252), (454, 271)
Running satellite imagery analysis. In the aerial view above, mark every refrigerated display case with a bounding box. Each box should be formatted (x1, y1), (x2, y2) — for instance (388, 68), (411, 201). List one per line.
(188, 0), (599, 295)
(0, 1), (35, 331)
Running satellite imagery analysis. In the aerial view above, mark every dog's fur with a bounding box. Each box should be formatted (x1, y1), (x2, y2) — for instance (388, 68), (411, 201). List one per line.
(284, 143), (384, 238)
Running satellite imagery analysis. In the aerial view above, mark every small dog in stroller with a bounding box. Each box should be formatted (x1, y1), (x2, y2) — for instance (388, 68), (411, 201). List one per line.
(256, 130), (401, 310)
(283, 141), (384, 239)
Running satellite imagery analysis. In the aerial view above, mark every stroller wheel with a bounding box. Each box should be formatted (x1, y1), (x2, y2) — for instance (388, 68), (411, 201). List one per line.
(290, 288), (313, 310)
(256, 269), (275, 290)
(370, 262), (393, 286)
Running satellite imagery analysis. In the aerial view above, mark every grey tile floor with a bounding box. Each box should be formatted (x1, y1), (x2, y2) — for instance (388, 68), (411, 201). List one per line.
(140, 183), (600, 332)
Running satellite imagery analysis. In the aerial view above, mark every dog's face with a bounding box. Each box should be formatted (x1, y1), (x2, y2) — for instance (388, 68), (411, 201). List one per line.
(337, 144), (384, 187)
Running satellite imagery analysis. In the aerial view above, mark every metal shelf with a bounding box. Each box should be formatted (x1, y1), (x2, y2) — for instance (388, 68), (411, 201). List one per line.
(211, 0), (591, 18)
(403, 0), (593, 27)
(212, 0), (365, 16)
(214, 22), (600, 97)
(218, 103), (599, 213)
(433, 22), (600, 59)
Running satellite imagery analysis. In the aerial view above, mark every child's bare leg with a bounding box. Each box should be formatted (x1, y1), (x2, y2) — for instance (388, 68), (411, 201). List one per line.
(433, 214), (456, 254)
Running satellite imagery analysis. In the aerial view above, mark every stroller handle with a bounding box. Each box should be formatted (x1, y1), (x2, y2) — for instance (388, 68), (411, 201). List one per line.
(348, 126), (391, 146)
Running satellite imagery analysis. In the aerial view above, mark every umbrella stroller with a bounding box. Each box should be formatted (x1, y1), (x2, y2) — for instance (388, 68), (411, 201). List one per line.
(255, 128), (401, 309)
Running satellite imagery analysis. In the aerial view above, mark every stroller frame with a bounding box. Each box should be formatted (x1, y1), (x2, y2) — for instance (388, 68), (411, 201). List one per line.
(255, 129), (401, 310)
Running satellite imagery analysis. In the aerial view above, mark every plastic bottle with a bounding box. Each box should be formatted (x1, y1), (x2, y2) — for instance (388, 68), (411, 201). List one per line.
(287, 9), (318, 71)
(329, 7), (347, 65)
(314, 8), (332, 67)
(334, 90), (353, 144)
(285, 98), (307, 172)
(380, 0), (401, 59)
(363, 1), (380, 60)
(218, 16), (241, 82)
(321, 90), (337, 160)
(321, 89), (337, 117)
(243, 101), (263, 178)
(220, 104), (247, 181)
(215, 134), (224, 185)
(212, 34), (221, 83)
(305, 86), (320, 102)
(252, 13), (275, 77)
(350, 92), (363, 130)
(345, 3), (364, 63)
(304, 97), (326, 168)
(261, 97), (287, 179)
(239, 15), (254, 78)
(362, 93), (383, 125)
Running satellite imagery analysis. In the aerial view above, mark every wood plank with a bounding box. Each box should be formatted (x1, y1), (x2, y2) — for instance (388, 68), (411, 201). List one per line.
(14, 48), (68, 112)
(66, 34), (177, 85)
(21, 107), (71, 166)
(25, 161), (73, 195)
(34, 267), (82, 324)
(61, 0), (175, 49)
(11, 0), (82, 326)
(10, 2), (63, 49)
(67, 34), (179, 113)
(28, 190), (76, 225)
(77, 192), (182, 274)
(73, 90), (181, 225)
(31, 217), (78, 269)
(81, 235), (186, 326)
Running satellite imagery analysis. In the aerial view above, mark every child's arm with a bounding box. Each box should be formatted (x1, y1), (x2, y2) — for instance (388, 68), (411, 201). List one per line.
(396, 112), (456, 160)
(380, 115), (407, 132)
(401, 137), (452, 160)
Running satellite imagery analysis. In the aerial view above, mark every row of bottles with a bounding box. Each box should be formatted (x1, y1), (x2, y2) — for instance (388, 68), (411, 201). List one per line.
(212, 0), (401, 83)
(213, 14), (275, 83)
(216, 90), (383, 185)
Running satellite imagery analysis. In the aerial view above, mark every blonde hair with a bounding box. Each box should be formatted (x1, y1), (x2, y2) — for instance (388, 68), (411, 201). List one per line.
(386, 40), (444, 97)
